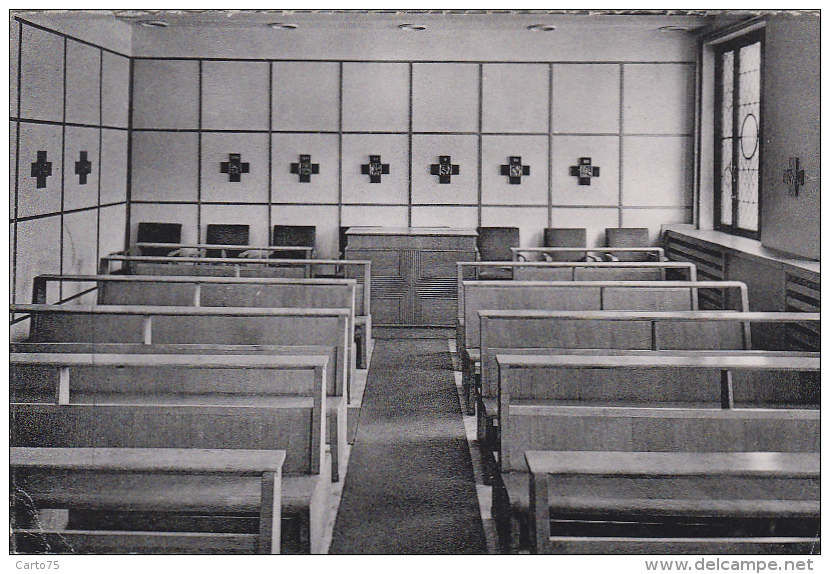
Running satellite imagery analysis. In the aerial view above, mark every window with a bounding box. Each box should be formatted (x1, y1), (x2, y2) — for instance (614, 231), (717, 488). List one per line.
(714, 31), (764, 238)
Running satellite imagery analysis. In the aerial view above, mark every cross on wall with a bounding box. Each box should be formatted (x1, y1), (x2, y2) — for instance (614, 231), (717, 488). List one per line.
(75, 151), (92, 185)
(430, 156), (460, 184)
(783, 157), (805, 196)
(361, 155), (390, 183)
(500, 156), (530, 184)
(31, 151), (53, 189)
(569, 157), (601, 185)
(291, 154), (320, 183)
(220, 153), (250, 182)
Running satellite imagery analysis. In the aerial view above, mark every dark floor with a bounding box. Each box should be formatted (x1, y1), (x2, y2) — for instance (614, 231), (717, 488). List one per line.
(328, 338), (487, 554)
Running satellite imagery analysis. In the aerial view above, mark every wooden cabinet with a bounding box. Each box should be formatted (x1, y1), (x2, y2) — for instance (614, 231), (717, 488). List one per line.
(346, 227), (478, 327)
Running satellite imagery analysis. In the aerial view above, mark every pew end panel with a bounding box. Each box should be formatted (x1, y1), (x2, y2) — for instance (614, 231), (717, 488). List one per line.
(11, 447), (286, 554)
(525, 451), (820, 555)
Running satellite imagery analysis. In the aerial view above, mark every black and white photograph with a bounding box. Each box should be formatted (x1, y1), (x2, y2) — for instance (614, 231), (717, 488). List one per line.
(8, 6), (821, 565)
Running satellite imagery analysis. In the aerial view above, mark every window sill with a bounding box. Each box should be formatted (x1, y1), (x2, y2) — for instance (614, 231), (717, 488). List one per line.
(662, 224), (819, 277)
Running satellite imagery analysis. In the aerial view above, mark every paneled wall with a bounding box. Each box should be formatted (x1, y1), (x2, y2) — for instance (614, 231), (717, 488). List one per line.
(130, 58), (694, 257)
(10, 17), (131, 330)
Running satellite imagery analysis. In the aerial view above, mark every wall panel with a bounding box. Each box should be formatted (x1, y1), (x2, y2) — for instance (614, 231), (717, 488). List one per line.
(99, 128), (128, 205)
(132, 59), (199, 129)
(481, 135), (548, 206)
(551, 135), (620, 206)
(271, 133), (339, 204)
(101, 52), (130, 128)
(19, 25), (65, 122)
(64, 39), (101, 126)
(411, 134), (478, 205)
(551, 64), (621, 134)
(622, 136), (693, 207)
(623, 63), (695, 135)
(131, 131), (199, 202)
(342, 134), (409, 205)
(272, 61), (340, 132)
(202, 60), (270, 131)
(17, 122), (64, 218)
(342, 62), (409, 132)
(15, 215), (61, 305)
(200, 132), (269, 203)
(412, 63), (479, 133)
(62, 126), (100, 211)
(482, 64), (549, 134)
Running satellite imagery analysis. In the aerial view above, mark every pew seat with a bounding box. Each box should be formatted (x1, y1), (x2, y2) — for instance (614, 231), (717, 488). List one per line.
(11, 447), (285, 554)
(525, 451), (820, 554)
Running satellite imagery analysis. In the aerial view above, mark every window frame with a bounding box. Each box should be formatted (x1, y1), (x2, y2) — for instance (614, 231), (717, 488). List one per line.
(713, 29), (765, 240)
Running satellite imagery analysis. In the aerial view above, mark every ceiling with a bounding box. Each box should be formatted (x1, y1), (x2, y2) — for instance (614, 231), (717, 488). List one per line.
(13, 9), (767, 33)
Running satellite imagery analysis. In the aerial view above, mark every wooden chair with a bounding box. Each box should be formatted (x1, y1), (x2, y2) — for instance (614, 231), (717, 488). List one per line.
(477, 227), (520, 280)
(271, 225), (316, 260)
(543, 228), (588, 262)
(136, 222), (182, 257)
(605, 227), (651, 261)
(205, 224), (249, 258)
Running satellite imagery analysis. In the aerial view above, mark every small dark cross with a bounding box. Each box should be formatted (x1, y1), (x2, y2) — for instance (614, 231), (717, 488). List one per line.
(500, 156), (530, 185)
(361, 155), (390, 184)
(290, 154), (320, 183)
(74, 151), (92, 185)
(569, 157), (600, 185)
(31, 151), (53, 189)
(430, 155), (460, 184)
(220, 153), (250, 182)
(783, 157), (805, 197)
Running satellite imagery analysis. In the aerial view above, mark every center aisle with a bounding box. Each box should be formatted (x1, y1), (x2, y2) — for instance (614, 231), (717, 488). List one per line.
(329, 338), (487, 554)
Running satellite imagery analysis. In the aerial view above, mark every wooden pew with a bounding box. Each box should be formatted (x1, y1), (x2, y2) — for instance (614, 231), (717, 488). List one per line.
(478, 311), (819, 444)
(11, 304), (352, 481)
(98, 254), (373, 368)
(525, 451), (820, 554)
(496, 351), (820, 553)
(511, 246), (665, 262)
(32, 272), (361, 386)
(12, 447), (285, 554)
(458, 280), (748, 414)
(10, 352), (330, 554)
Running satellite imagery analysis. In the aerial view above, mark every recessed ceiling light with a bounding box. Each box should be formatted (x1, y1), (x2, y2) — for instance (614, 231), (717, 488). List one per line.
(398, 23), (426, 31)
(138, 20), (169, 28)
(658, 25), (691, 32)
(268, 22), (298, 29)
(527, 23), (556, 32)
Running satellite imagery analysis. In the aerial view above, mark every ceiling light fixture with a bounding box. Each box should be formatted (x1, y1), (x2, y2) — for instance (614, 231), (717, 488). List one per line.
(398, 23), (426, 31)
(268, 22), (298, 29)
(658, 25), (691, 32)
(527, 23), (556, 31)
(138, 20), (170, 28)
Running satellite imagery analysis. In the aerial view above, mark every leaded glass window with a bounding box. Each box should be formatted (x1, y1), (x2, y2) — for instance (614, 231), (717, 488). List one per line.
(715, 31), (763, 238)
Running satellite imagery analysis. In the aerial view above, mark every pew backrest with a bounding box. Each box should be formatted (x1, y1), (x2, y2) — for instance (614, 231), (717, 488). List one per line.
(496, 351), (820, 471)
(98, 255), (372, 319)
(11, 352), (328, 475)
(478, 310), (819, 398)
(12, 304), (352, 400)
(457, 261), (697, 320)
(460, 280), (748, 350)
